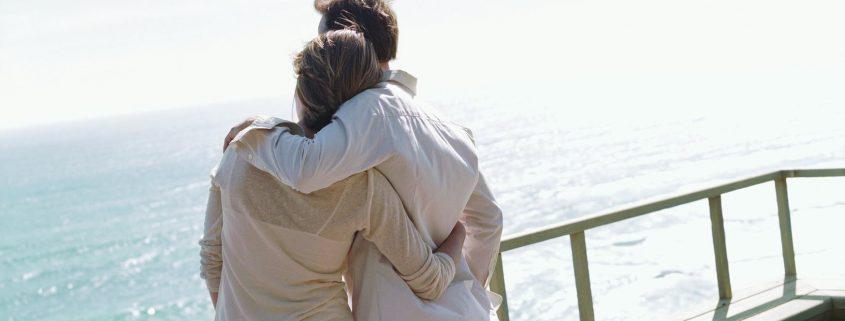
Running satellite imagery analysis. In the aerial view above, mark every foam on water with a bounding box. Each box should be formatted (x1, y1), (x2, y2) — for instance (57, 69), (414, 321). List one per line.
(1, 98), (844, 320)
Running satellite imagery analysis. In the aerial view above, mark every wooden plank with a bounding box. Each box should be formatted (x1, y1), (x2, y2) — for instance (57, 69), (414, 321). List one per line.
(489, 253), (510, 321)
(744, 298), (831, 321)
(501, 171), (783, 252)
(686, 279), (817, 321)
(709, 195), (732, 300)
(570, 232), (595, 321)
(830, 290), (845, 320)
(775, 178), (797, 276)
(500, 168), (845, 252)
(783, 168), (845, 178)
(804, 290), (845, 316)
(682, 277), (799, 319)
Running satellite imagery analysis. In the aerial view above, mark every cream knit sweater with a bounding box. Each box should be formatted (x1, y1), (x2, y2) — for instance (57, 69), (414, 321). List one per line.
(200, 124), (456, 321)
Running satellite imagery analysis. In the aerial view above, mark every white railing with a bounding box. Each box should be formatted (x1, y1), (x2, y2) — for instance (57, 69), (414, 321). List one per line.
(489, 168), (845, 321)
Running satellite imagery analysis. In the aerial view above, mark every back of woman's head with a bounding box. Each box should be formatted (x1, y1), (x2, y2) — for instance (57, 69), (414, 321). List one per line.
(294, 29), (382, 132)
(314, 0), (399, 62)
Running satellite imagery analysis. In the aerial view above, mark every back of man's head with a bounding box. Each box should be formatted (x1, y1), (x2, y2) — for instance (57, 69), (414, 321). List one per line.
(314, 0), (398, 63)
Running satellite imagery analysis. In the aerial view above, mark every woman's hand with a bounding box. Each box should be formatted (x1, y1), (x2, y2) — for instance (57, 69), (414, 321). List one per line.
(436, 222), (466, 264)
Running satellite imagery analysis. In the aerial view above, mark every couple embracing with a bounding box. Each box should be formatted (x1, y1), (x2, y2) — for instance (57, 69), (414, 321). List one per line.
(199, 1), (504, 320)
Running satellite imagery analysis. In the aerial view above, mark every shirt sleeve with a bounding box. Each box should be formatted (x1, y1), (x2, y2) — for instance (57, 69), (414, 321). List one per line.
(460, 171), (504, 287)
(235, 96), (394, 194)
(359, 170), (456, 301)
(199, 173), (224, 293)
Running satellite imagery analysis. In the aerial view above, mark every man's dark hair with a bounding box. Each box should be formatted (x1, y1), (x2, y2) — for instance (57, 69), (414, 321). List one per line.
(314, 0), (398, 63)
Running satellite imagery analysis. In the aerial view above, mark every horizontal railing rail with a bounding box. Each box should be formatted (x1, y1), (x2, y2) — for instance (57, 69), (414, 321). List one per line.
(488, 168), (845, 321)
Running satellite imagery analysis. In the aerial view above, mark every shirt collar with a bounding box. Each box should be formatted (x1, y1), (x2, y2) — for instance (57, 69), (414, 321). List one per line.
(381, 70), (417, 95)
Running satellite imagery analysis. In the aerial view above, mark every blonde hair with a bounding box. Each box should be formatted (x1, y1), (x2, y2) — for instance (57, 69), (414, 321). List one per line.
(294, 29), (382, 131)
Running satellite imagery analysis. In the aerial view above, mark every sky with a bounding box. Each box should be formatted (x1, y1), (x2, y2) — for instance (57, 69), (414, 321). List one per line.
(1, 0), (844, 129)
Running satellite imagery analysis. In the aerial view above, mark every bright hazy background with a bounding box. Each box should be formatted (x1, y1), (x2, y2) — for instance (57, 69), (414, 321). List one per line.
(3, 1), (845, 320)
(2, 0), (844, 129)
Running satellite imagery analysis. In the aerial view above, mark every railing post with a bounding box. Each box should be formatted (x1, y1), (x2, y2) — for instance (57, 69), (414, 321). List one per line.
(570, 231), (595, 321)
(490, 253), (510, 321)
(708, 195), (732, 300)
(775, 178), (797, 276)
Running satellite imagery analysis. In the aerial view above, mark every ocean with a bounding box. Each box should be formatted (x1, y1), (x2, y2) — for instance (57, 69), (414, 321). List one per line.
(1, 98), (844, 321)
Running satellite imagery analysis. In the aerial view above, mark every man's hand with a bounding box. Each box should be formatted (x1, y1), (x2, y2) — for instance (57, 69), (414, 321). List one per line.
(436, 222), (466, 265)
(210, 291), (218, 309)
(223, 117), (258, 151)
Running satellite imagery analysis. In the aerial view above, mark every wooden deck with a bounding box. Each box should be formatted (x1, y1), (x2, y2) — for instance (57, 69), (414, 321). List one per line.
(683, 277), (845, 321)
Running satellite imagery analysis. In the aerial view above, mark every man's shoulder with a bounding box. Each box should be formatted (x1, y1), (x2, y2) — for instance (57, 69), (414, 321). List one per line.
(336, 83), (413, 116)
(345, 84), (394, 105)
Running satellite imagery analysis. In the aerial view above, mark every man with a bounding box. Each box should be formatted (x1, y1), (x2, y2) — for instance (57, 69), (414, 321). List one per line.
(225, 1), (503, 319)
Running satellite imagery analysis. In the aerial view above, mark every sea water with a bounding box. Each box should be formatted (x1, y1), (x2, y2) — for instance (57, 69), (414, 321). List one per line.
(1, 99), (844, 321)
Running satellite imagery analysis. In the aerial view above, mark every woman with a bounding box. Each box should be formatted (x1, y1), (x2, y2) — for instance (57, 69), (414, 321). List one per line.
(199, 29), (465, 320)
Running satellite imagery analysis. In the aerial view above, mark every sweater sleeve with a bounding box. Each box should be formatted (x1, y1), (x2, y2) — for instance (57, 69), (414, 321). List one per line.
(199, 175), (224, 293)
(359, 170), (456, 301)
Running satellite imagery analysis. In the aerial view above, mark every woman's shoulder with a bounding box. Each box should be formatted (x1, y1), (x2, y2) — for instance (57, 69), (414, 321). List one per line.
(330, 169), (396, 207)
(365, 169), (403, 204)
